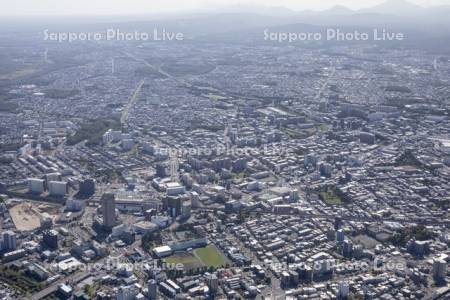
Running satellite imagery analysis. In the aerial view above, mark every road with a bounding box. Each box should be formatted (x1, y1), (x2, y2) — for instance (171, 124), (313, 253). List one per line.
(28, 271), (90, 300)
(123, 52), (192, 88)
(120, 79), (145, 125)
(315, 67), (336, 100)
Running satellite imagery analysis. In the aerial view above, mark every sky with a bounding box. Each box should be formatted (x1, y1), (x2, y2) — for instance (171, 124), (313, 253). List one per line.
(0, 0), (449, 16)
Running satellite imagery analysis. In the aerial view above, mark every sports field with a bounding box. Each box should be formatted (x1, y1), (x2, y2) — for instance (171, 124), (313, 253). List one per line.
(194, 245), (227, 268)
(164, 244), (227, 270)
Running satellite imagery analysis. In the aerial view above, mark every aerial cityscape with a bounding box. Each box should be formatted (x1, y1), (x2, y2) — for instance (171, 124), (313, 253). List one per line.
(0, 0), (449, 299)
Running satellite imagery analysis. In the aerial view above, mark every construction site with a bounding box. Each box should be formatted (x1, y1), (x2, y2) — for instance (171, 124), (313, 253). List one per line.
(8, 200), (60, 232)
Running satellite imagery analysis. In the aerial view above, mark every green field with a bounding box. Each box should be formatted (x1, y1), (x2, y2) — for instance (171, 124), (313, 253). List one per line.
(164, 252), (203, 270)
(66, 117), (121, 146)
(204, 94), (227, 101)
(164, 245), (227, 270)
(319, 191), (343, 205)
(0, 266), (45, 297)
(194, 245), (227, 268)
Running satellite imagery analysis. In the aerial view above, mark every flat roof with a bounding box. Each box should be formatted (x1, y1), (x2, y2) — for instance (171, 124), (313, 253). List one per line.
(153, 245), (171, 253)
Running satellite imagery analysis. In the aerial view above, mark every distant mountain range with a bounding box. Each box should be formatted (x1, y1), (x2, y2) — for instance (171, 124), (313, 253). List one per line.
(358, 0), (423, 15)
(162, 0), (450, 37)
(2, 0), (450, 53)
(214, 0), (450, 18)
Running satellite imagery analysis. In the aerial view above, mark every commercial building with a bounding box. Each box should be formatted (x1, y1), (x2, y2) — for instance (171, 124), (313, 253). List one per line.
(153, 246), (172, 258)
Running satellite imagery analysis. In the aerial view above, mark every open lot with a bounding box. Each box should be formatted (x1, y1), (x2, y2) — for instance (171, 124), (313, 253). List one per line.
(9, 201), (60, 231)
(352, 234), (379, 249)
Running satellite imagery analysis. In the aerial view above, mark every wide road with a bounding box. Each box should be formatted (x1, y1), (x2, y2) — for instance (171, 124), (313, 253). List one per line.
(123, 52), (193, 88)
(315, 67), (336, 100)
(120, 79), (145, 125)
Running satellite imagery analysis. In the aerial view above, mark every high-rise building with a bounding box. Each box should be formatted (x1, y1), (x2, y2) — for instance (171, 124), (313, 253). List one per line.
(433, 258), (447, 282)
(342, 240), (353, 258)
(359, 131), (376, 145)
(166, 196), (182, 217)
(156, 163), (167, 178)
(43, 229), (58, 249)
(148, 279), (157, 300)
(48, 181), (67, 197)
(336, 229), (345, 243)
(334, 217), (342, 230)
(207, 273), (218, 295)
(28, 178), (45, 194)
(1, 231), (17, 251)
(79, 178), (95, 196)
(319, 162), (332, 177)
(101, 193), (116, 230)
(181, 201), (192, 219)
(338, 282), (349, 299)
(289, 190), (299, 202)
(45, 173), (62, 186)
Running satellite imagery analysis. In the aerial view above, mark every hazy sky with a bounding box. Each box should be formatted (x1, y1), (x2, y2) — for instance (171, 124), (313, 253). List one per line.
(1, 0), (449, 15)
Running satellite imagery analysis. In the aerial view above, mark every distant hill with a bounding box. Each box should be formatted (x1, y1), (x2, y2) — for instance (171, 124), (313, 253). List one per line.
(322, 5), (354, 15)
(359, 0), (423, 15)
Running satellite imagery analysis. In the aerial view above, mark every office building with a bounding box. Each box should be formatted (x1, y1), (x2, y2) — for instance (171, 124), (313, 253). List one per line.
(1, 231), (17, 251)
(101, 193), (116, 230)
(207, 274), (219, 295)
(43, 230), (58, 249)
(336, 229), (345, 243)
(148, 279), (157, 300)
(433, 258), (447, 282)
(79, 178), (95, 196)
